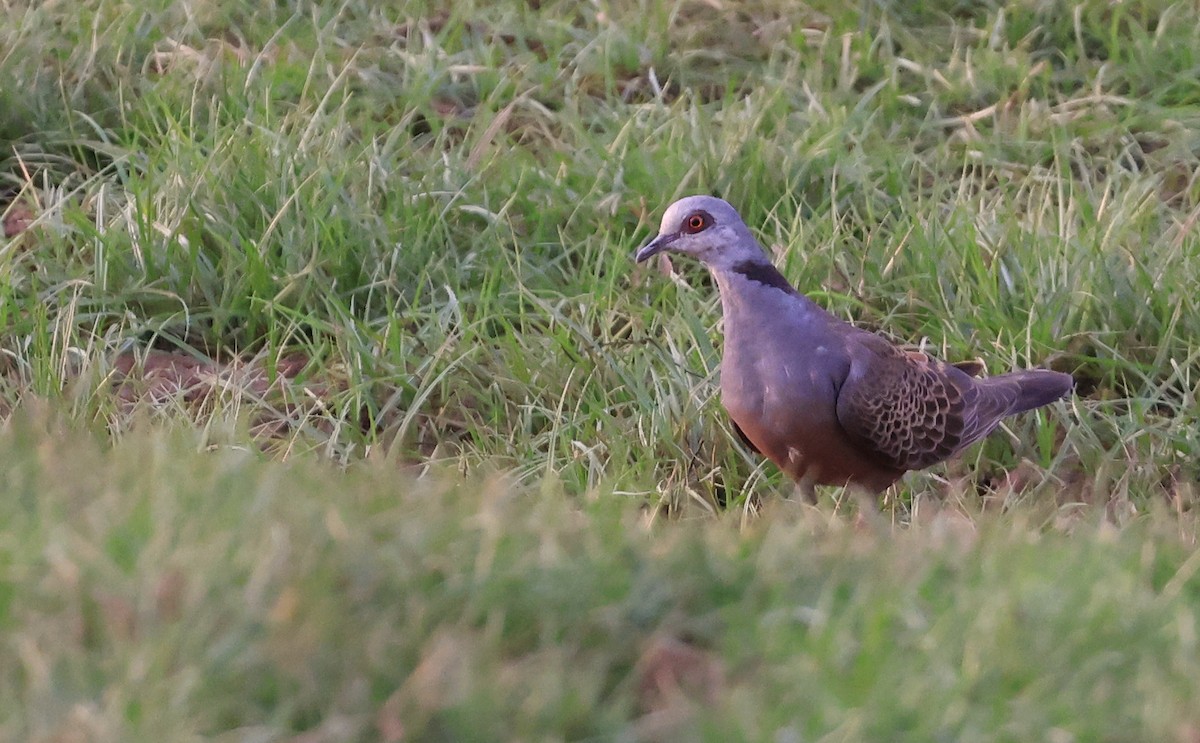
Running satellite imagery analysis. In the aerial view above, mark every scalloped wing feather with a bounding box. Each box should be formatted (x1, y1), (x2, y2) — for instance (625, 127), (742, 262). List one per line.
(836, 339), (1017, 472)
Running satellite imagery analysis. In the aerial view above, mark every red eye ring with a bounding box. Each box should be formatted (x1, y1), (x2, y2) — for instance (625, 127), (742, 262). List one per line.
(683, 212), (709, 234)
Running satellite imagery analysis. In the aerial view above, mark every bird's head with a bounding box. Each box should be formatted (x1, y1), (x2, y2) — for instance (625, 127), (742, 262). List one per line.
(634, 195), (762, 270)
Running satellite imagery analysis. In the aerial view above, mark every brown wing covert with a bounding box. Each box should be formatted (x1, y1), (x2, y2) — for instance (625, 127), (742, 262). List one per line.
(836, 348), (971, 472)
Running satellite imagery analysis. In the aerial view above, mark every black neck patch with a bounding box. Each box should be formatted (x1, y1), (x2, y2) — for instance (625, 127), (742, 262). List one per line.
(730, 260), (797, 295)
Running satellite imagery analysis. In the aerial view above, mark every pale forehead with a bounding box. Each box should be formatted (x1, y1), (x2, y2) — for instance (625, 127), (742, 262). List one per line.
(658, 195), (741, 231)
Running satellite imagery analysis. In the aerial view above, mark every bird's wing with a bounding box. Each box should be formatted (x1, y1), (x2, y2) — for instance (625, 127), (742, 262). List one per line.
(834, 334), (1013, 471)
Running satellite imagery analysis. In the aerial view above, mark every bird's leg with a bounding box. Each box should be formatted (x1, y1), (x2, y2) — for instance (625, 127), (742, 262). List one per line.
(791, 471), (818, 504)
(849, 484), (886, 531)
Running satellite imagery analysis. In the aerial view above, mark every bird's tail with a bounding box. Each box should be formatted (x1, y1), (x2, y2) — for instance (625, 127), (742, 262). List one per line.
(981, 369), (1074, 416)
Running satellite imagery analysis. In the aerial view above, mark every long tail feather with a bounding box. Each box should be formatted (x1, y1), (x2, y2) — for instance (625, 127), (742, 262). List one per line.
(984, 369), (1074, 415)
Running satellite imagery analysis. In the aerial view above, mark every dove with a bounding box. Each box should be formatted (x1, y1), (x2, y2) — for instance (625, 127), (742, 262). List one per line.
(635, 195), (1072, 497)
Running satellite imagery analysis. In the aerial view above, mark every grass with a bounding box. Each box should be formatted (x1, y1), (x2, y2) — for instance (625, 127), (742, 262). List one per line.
(2, 0), (1200, 739)
(6, 412), (1200, 742)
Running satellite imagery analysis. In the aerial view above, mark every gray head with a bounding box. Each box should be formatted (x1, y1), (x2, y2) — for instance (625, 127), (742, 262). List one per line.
(634, 195), (767, 271)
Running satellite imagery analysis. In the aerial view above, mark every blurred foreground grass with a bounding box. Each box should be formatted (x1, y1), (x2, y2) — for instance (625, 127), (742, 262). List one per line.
(4, 411), (1200, 742)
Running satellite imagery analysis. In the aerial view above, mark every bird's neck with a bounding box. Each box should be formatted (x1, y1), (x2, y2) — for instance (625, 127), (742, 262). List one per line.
(712, 258), (828, 321)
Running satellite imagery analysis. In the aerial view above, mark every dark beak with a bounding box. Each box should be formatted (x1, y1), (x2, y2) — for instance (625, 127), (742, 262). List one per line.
(634, 233), (676, 263)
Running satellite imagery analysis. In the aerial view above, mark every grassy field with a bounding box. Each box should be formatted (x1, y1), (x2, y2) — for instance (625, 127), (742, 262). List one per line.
(3, 0), (1200, 740)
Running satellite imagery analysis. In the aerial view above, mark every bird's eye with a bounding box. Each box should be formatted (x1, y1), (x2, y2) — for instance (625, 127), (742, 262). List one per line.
(682, 212), (710, 234)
